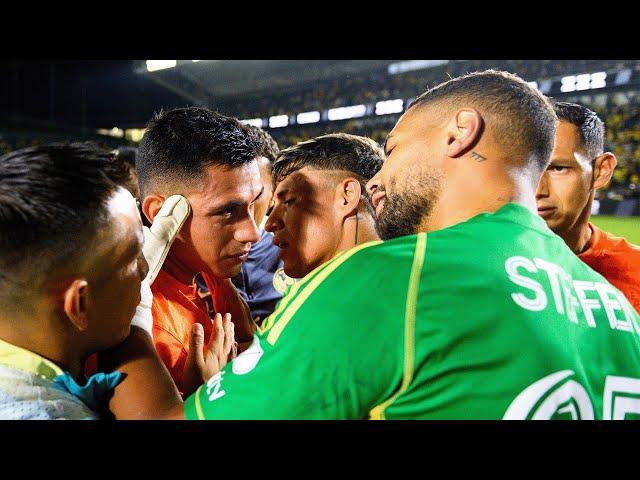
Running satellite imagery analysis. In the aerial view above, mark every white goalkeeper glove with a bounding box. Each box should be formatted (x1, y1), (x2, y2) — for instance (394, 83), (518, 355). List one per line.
(130, 195), (191, 336)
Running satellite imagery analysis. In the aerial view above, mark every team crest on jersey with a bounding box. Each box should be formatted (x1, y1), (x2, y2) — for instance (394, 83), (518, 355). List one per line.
(273, 268), (297, 294)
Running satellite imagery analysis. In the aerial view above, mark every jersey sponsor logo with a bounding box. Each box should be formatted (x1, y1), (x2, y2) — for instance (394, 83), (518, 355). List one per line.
(272, 268), (297, 294)
(205, 371), (226, 402)
(232, 335), (263, 375)
(505, 256), (640, 335)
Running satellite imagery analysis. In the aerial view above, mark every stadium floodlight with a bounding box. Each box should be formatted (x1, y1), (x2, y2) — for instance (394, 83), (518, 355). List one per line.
(240, 118), (264, 128)
(561, 72), (608, 93)
(527, 81), (539, 91)
(375, 99), (404, 116)
(590, 72), (607, 89)
(327, 105), (367, 121)
(297, 111), (321, 125)
(146, 60), (177, 72)
(561, 75), (577, 93)
(388, 60), (448, 75)
(97, 127), (124, 138)
(269, 115), (289, 128)
(575, 73), (591, 91)
(126, 128), (146, 143)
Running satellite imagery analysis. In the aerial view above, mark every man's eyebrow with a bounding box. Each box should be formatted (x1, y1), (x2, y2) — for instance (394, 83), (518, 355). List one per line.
(207, 200), (244, 214)
(275, 188), (290, 199)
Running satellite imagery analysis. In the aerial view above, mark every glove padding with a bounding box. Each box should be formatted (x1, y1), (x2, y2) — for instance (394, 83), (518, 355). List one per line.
(142, 195), (191, 285)
(131, 195), (191, 337)
(130, 278), (154, 335)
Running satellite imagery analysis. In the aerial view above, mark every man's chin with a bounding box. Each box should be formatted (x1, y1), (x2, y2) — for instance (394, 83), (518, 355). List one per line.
(206, 262), (242, 279)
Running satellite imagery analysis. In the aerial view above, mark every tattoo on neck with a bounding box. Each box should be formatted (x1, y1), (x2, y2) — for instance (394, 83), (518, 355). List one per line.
(471, 151), (487, 162)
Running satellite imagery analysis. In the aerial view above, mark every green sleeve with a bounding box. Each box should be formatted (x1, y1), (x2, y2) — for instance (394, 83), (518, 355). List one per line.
(184, 240), (416, 420)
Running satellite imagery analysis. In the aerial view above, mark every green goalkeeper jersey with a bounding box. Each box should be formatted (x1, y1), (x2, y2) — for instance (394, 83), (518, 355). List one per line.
(184, 203), (640, 420)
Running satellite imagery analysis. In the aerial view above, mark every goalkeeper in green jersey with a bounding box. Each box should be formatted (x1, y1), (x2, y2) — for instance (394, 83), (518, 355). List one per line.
(108, 70), (640, 420)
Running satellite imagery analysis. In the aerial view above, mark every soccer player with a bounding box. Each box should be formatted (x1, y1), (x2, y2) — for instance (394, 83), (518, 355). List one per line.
(104, 71), (640, 420)
(265, 133), (383, 279)
(226, 125), (295, 325)
(536, 102), (640, 312)
(181, 70), (640, 419)
(135, 107), (260, 396)
(0, 143), (149, 419)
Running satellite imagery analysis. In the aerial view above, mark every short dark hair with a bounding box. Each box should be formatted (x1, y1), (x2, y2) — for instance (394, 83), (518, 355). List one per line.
(245, 125), (280, 163)
(272, 133), (384, 189)
(136, 107), (260, 198)
(112, 147), (140, 198)
(0, 143), (131, 310)
(553, 102), (605, 159)
(409, 69), (557, 171)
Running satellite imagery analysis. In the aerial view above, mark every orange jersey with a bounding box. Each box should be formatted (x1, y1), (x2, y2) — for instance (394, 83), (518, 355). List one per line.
(579, 223), (640, 313)
(151, 268), (218, 396)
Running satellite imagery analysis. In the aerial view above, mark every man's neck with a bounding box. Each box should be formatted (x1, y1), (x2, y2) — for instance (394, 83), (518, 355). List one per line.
(337, 213), (379, 254)
(0, 320), (84, 380)
(561, 220), (593, 255)
(162, 252), (197, 286)
(425, 179), (538, 232)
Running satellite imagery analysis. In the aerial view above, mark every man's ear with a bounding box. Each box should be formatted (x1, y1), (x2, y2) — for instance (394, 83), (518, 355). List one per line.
(336, 178), (362, 218)
(142, 194), (166, 224)
(593, 152), (617, 190)
(63, 279), (89, 332)
(445, 108), (484, 158)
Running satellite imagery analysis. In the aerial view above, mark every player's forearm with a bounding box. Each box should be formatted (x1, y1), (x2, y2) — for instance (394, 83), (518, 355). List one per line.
(98, 326), (184, 419)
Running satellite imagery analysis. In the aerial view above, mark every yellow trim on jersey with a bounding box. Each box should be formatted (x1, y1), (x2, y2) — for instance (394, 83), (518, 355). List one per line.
(194, 384), (205, 420)
(259, 259), (336, 335)
(369, 233), (426, 420)
(0, 337), (63, 381)
(266, 240), (382, 346)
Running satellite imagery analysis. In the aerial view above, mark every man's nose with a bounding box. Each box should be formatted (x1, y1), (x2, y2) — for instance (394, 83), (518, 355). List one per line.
(536, 172), (550, 198)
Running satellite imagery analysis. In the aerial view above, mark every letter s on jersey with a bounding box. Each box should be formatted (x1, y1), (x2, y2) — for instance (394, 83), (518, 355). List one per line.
(505, 256), (548, 311)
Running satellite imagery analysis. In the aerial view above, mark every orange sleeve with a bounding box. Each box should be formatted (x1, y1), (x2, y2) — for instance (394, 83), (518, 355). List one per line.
(152, 325), (188, 396)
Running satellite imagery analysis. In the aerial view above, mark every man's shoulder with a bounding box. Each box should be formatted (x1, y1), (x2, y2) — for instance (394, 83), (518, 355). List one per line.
(328, 236), (421, 272)
(594, 223), (640, 256)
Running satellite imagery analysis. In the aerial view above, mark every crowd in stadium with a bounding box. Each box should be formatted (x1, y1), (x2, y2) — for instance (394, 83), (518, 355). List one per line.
(0, 65), (639, 420)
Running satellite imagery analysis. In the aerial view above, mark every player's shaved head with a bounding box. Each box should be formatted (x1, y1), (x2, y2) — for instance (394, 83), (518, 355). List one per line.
(409, 69), (557, 173)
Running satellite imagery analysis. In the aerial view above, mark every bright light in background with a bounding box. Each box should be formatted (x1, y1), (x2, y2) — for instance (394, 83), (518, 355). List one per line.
(146, 60), (177, 72)
(97, 127), (124, 138)
(327, 105), (367, 121)
(561, 72), (607, 92)
(575, 73), (591, 91)
(591, 72), (607, 89)
(192, 60), (201, 62)
(269, 115), (289, 128)
(527, 81), (538, 90)
(240, 118), (264, 128)
(297, 111), (321, 124)
(375, 99), (404, 115)
(126, 128), (146, 143)
(388, 60), (448, 75)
